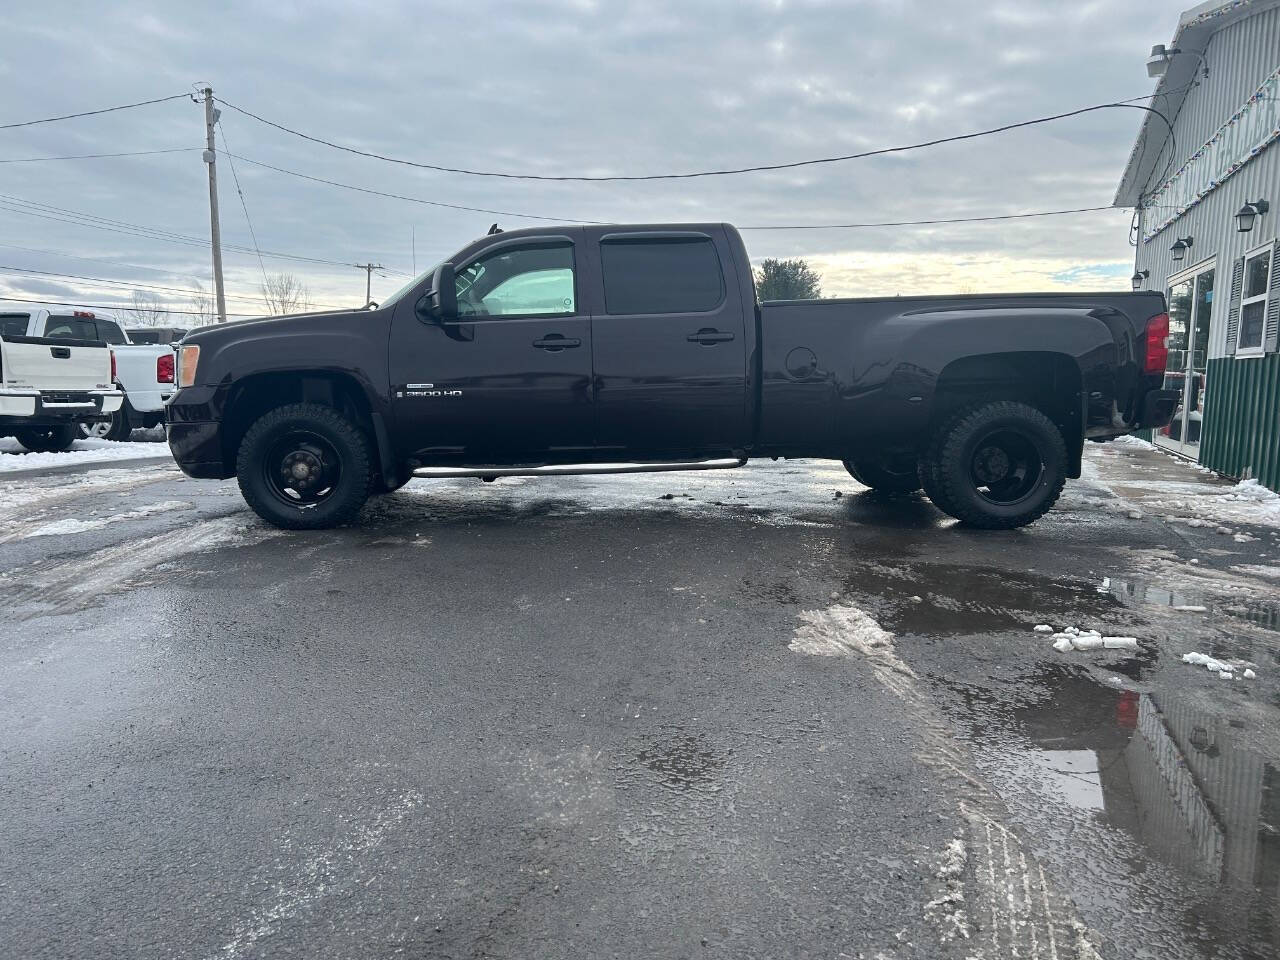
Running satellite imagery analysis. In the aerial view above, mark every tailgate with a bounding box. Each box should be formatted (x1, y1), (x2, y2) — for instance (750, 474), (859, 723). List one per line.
(1, 335), (111, 391)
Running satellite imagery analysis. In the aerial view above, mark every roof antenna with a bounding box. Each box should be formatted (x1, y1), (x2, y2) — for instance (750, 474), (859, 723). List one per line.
(487, 223), (503, 235)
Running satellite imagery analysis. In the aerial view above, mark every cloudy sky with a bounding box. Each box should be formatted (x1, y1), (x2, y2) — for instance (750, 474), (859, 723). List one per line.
(0, 0), (1189, 319)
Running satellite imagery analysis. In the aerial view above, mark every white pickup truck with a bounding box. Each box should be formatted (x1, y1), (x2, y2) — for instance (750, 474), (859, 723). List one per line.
(7, 307), (176, 440)
(0, 309), (123, 452)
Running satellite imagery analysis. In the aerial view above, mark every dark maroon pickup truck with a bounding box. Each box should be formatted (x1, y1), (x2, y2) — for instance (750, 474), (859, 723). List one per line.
(166, 222), (1176, 530)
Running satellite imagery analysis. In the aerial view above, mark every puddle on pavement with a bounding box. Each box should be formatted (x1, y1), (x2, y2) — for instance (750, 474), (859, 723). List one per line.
(951, 666), (1280, 959)
(843, 561), (1126, 635)
(1106, 577), (1280, 633)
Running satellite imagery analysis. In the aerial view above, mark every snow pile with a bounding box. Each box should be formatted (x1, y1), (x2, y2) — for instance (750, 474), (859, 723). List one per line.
(0, 438), (171, 473)
(1037, 625), (1141, 654)
(1181, 652), (1258, 681)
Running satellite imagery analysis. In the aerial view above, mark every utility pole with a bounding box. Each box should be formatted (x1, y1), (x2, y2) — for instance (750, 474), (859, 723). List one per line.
(201, 87), (228, 323)
(355, 263), (383, 307)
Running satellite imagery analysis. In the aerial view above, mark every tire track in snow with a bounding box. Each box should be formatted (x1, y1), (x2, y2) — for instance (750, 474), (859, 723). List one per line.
(0, 514), (278, 619)
(790, 601), (1104, 957)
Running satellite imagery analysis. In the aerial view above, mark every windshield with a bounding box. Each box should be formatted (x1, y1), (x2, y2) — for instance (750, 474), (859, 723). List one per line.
(381, 261), (442, 310)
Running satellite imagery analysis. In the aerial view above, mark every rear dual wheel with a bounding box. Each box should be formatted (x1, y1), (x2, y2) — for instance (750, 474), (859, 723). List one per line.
(843, 456), (921, 493)
(919, 401), (1066, 529)
(236, 403), (373, 530)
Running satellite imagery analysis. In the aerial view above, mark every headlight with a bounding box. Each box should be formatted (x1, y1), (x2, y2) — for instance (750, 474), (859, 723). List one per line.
(177, 345), (200, 388)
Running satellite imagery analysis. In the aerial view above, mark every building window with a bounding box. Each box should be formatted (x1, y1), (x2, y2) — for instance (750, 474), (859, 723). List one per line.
(1237, 242), (1272, 355)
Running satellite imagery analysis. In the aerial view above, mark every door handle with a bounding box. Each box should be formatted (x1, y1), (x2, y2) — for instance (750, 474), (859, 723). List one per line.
(687, 328), (734, 345)
(50, 347), (71, 359)
(533, 335), (581, 351)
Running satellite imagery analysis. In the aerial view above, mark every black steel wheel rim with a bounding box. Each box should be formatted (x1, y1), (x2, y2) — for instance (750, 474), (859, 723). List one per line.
(968, 429), (1043, 505)
(263, 430), (342, 507)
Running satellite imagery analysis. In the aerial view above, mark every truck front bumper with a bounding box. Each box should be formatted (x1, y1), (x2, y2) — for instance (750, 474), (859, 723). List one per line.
(165, 421), (229, 478)
(0, 387), (123, 423)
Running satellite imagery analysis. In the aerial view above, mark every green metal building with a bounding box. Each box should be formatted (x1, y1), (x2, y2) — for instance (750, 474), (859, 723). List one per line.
(1116, 0), (1280, 490)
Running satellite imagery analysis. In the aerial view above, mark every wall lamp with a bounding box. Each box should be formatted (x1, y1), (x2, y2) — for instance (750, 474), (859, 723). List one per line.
(1235, 199), (1269, 233)
(1170, 236), (1194, 261)
(1131, 269), (1149, 290)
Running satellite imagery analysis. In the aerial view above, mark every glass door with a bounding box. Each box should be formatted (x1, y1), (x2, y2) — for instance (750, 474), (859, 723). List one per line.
(1156, 264), (1215, 459)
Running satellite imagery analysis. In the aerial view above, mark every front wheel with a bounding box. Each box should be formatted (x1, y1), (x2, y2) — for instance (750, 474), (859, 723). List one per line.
(236, 403), (373, 530)
(843, 457), (921, 493)
(919, 401), (1067, 529)
(14, 425), (78, 453)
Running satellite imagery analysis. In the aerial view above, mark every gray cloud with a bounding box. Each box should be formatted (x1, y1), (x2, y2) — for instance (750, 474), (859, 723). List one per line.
(0, 0), (1186, 308)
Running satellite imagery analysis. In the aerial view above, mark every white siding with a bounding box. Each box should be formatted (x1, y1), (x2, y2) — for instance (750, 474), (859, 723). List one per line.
(1135, 8), (1280, 358)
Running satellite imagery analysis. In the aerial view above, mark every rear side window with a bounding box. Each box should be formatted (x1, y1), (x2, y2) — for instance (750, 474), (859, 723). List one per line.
(95, 319), (127, 344)
(44, 317), (100, 341)
(600, 237), (724, 315)
(0, 313), (30, 337)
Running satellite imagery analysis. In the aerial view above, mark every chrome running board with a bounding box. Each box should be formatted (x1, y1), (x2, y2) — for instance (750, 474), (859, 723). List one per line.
(412, 457), (747, 479)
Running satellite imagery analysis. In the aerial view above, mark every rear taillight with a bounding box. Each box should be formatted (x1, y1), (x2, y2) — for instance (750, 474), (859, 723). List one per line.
(1144, 313), (1169, 375)
(156, 352), (175, 384)
(110, 348), (117, 383)
(177, 345), (200, 388)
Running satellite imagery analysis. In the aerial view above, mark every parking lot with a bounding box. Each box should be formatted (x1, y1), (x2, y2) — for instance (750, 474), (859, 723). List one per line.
(2, 440), (1278, 959)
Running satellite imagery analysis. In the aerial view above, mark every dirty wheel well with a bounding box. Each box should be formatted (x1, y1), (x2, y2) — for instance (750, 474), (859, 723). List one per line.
(931, 353), (1083, 476)
(221, 372), (376, 473)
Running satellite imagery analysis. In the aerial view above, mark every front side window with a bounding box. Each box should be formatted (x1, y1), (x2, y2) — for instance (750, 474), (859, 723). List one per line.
(600, 237), (724, 315)
(455, 243), (575, 318)
(44, 317), (100, 341)
(1238, 245), (1272, 353)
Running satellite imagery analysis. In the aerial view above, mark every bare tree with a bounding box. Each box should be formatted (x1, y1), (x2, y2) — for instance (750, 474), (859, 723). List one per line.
(186, 281), (217, 327)
(260, 272), (312, 315)
(118, 289), (168, 327)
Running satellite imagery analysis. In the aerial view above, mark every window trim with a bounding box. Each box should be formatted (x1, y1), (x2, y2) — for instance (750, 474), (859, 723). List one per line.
(453, 239), (579, 322)
(1236, 239), (1274, 358)
(598, 234), (726, 317)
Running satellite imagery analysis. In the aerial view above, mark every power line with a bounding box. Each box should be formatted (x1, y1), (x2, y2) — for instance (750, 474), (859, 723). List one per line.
(217, 123), (270, 287)
(0, 241), (209, 282)
(738, 205), (1119, 230)
(224, 149), (1125, 231)
(225, 151), (605, 224)
(215, 93), (1174, 183)
(0, 264), (346, 309)
(0, 295), (259, 318)
(0, 192), (406, 272)
(0, 93), (190, 131)
(0, 147), (200, 164)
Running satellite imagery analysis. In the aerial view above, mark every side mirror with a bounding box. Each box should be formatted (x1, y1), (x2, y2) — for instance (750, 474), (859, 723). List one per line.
(416, 262), (457, 324)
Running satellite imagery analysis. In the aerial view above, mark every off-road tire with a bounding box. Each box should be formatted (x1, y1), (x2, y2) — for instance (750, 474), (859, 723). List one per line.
(14, 425), (78, 453)
(236, 403), (373, 530)
(918, 401), (1067, 529)
(843, 457), (921, 493)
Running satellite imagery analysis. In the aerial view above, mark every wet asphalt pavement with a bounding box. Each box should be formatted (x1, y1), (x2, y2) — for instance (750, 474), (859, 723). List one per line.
(2, 441), (1279, 959)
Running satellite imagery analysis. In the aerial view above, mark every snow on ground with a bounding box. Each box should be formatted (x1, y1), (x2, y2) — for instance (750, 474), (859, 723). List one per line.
(1082, 439), (1280, 531)
(0, 437), (171, 473)
(21, 500), (192, 539)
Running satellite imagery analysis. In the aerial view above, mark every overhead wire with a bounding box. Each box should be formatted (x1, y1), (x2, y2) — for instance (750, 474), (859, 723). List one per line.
(215, 92), (1177, 183)
(0, 295), (260, 318)
(0, 93), (191, 130)
(216, 122), (271, 287)
(0, 147), (201, 164)
(0, 264), (347, 309)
